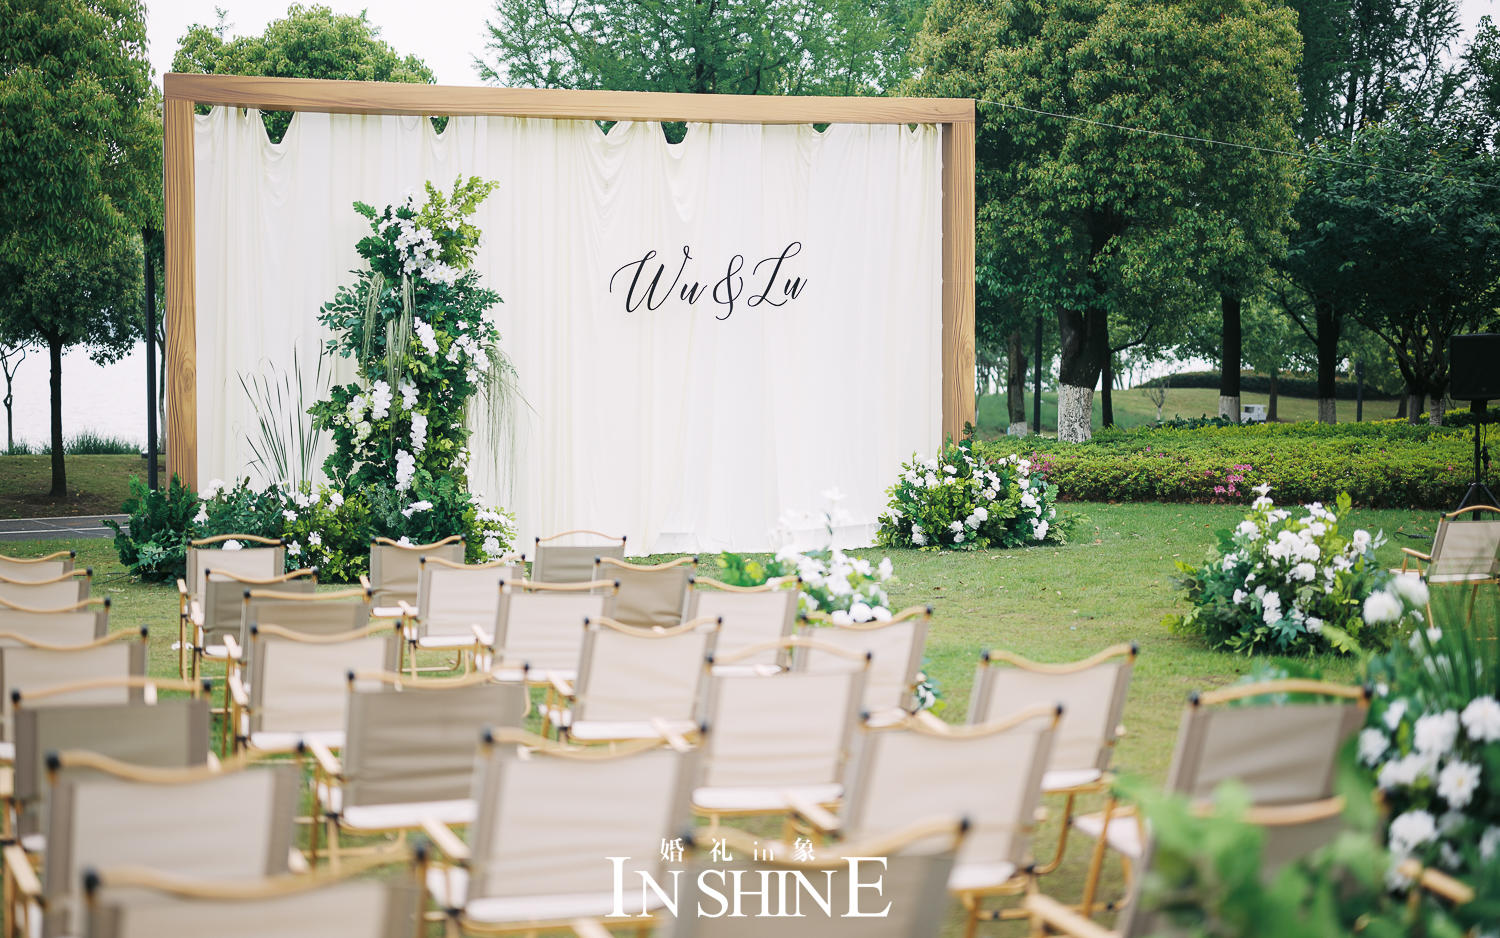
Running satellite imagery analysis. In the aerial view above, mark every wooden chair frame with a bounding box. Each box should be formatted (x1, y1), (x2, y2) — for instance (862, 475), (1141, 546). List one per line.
(1400, 505), (1500, 624)
(177, 534), (284, 678)
(398, 555), (526, 678)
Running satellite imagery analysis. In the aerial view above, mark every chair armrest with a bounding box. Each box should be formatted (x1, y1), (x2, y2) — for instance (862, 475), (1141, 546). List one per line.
(570, 920), (616, 938)
(1396, 858), (1476, 904)
(549, 673), (575, 699)
(222, 634), (242, 661)
(421, 817), (471, 864)
(1024, 893), (1114, 938)
(177, 578), (189, 598)
(359, 575), (373, 592)
(786, 792), (841, 834)
(305, 738), (342, 779)
(286, 847), (310, 874)
(1401, 548), (1432, 561)
(189, 599), (204, 628)
(4, 843), (42, 900)
(206, 751), (221, 771)
(650, 718), (691, 753)
(913, 710), (948, 732)
(471, 623), (494, 647)
(396, 600), (418, 620)
(227, 671), (251, 709)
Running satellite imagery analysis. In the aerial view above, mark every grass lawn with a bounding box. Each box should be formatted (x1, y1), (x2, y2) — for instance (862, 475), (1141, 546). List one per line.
(2, 500), (1440, 935)
(977, 387), (1401, 436)
(0, 454), (160, 517)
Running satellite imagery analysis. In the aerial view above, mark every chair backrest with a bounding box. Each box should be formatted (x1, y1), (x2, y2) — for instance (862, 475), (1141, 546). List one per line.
(83, 868), (421, 938)
(1428, 507), (1500, 582)
(968, 644), (1136, 776)
(186, 536), (284, 602)
(240, 587), (371, 661)
(0, 572), (89, 608)
(368, 536), (465, 605)
(44, 755), (298, 930)
(246, 625), (402, 736)
(686, 581), (798, 669)
(595, 556), (695, 629)
(0, 631), (147, 741)
(796, 607), (930, 713)
(415, 557), (523, 639)
(697, 640), (868, 792)
(572, 617), (720, 724)
(0, 597), (109, 645)
(0, 550), (74, 581)
(490, 580), (616, 674)
(202, 570), (315, 647)
(665, 820), (963, 938)
(340, 674), (527, 810)
(531, 529), (626, 583)
(466, 734), (697, 906)
(842, 707), (1058, 873)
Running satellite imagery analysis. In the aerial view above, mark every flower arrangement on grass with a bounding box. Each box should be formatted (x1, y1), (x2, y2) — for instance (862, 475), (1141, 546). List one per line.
(876, 439), (1062, 551)
(1362, 587), (1500, 891)
(1167, 488), (1399, 655)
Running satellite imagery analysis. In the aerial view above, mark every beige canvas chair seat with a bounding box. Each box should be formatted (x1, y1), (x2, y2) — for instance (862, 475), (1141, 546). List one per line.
(594, 555), (695, 629)
(247, 726), (345, 753)
(316, 780), (475, 829)
(366, 535), (465, 615)
(481, 579), (618, 681)
(797, 606), (932, 719)
(549, 714), (699, 742)
(690, 781), (844, 813)
(427, 869), (663, 922)
(1043, 767), (1104, 792)
(1070, 808), (1143, 858)
(0, 550), (74, 581)
(530, 529), (626, 584)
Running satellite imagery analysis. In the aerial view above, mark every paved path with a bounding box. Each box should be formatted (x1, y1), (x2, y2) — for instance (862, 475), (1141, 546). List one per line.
(0, 514), (125, 542)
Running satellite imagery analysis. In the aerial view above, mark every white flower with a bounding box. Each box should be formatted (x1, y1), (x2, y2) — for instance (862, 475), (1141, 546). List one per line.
(953, 531), (965, 544)
(1436, 759), (1481, 809)
(1252, 496), (1273, 510)
(1461, 696), (1500, 743)
(877, 558), (893, 581)
(830, 609), (853, 626)
(1233, 589), (1247, 605)
(1481, 826), (1500, 862)
(1378, 753), (1428, 789)
(401, 500), (434, 518)
(1235, 520), (1259, 539)
(1020, 492), (1038, 510)
(849, 602), (873, 622)
(972, 506), (988, 522)
(328, 491), (344, 508)
(192, 506), (208, 525)
(949, 521), (964, 533)
(221, 539), (242, 551)
(1388, 810), (1437, 855)
(283, 509), (298, 523)
(396, 536), (412, 547)
(942, 465), (957, 475)
(1414, 710), (1460, 757)
(1252, 483), (1271, 496)
(964, 514), (980, 529)
(1032, 520), (1049, 541)
(1358, 728), (1387, 766)
(308, 531), (322, 547)
(394, 449), (417, 491)
(286, 541), (301, 556)
(482, 536), (501, 556)
(1262, 605), (1281, 625)
(201, 478), (225, 499)
(1306, 521), (1327, 537)
(911, 529), (927, 546)
(409, 412), (429, 453)
(1306, 616), (1324, 634)
(1351, 529), (1372, 553)
(398, 378), (418, 411)
(1391, 573), (1430, 609)
(871, 605), (892, 621)
(1383, 699), (1408, 730)
(1363, 591), (1404, 624)
(369, 380), (392, 420)
(1292, 562), (1316, 582)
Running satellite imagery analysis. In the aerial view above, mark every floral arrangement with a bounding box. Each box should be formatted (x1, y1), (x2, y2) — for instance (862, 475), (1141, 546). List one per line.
(876, 439), (1062, 550)
(1362, 586), (1500, 891)
(1167, 488), (1398, 655)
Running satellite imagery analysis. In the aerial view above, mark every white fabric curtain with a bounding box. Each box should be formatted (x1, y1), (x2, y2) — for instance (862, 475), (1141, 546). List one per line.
(194, 108), (943, 554)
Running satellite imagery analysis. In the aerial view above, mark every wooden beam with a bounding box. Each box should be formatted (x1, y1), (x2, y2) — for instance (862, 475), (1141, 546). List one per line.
(940, 121), (977, 443)
(162, 74), (975, 125)
(163, 98), (197, 490)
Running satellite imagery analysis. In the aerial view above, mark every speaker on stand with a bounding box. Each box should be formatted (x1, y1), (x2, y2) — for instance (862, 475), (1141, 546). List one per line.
(1448, 334), (1500, 511)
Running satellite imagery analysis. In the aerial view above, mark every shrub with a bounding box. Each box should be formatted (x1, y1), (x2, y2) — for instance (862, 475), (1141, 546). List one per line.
(876, 439), (1064, 550)
(1139, 369), (1398, 400)
(976, 422), (1472, 509)
(1165, 491), (1398, 656)
(105, 475), (200, 582)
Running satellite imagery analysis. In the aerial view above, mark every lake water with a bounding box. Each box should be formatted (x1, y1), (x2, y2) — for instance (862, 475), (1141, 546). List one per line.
(5, 343), (151, 449)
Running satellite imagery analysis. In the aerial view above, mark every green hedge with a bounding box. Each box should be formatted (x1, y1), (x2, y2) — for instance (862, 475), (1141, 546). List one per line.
(976, 422), (1475, 509)
(1138, 370), (1397, 401)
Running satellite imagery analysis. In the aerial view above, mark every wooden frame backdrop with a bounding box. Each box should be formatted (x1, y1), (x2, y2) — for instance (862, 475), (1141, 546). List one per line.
(162, 73), (975, 488)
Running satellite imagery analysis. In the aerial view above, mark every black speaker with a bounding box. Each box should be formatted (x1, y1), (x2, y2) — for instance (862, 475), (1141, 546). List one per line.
(1449, 334), (1500, 401)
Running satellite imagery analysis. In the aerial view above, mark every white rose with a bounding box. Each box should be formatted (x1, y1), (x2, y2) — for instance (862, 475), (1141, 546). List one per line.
(1414, 710), (1460, 757)
(1461, 696), (1500, 743)
(1388, 810), (1437, 855)
(1235, 520), (1259, 539)
(1363, 591), (1403, 624)
(1358, 728), (1387, 766)
(1351, 529), (1372, 553)
(1436, 759), (1481, 809)
(1391, 573), (1430, 609)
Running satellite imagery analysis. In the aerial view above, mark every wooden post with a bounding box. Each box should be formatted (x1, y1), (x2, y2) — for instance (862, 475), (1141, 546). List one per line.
(941, 119), (976, 444)
(163, 98), (197, 489)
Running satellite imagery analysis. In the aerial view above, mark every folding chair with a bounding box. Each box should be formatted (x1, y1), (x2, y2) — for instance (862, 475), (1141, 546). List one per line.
(594, 556), (695, 629)
(633, 818), (965, 938)
(691, 637), (869, 824)
(1400, 504), (1500, 621)
(0, 596), (110, 644)
(968, 643), (1136, 879)
(544, 616), (719, 742)
(178, 534), (284, 677)
(190, 566), (315, 684)
(0, 569), (90, 608)
(79, 863), (424, 938)
(0, 628), (147, 758)
(307, 671), (528, 868)
(366, 535), (465, 615)
(7, 752), (300, 938)
(530, 529), (626, 583)
(0, 550), (75, 582)
(402, 555), (525, 677)
(1070, 679), (1368, 918)
(686, 579), (799, 674)
(811, 706), (1061, 937)
(797, 606), (931, 722)
(478, 579), (617, 682)
(422, 729), (698, 932)
(230, 623), (403, 757)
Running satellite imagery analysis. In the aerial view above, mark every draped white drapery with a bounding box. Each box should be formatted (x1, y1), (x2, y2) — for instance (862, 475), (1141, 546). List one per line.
(194, 108), (943, 553)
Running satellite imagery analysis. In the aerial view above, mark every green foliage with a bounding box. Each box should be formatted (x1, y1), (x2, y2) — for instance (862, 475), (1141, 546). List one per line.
(1164, 491), (1398, 656)
(1140, 370), (1396, 401)
(104, 475), (199, 582)
(170, 4), (435, 142)
(4, 432), (141, 455)
(876, 439), (1065, 550)
(976, 422), (1472, 509)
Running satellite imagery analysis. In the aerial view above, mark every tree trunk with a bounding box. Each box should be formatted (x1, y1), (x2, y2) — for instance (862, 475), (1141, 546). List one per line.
(1314, 300), (1339, 424)
(1407, 392), (1424, 425)
(1219, 293), (1242, 422)
(1005, 328), (1028, 435)
(48, 334), (65, 496)
(1100, 356), (1114, 428)
(1395, 394), (1407, 419)
(1267, 369), (1280, 422)
(1057, 212), (1118, 443)
(1430, 394), (1446, 426)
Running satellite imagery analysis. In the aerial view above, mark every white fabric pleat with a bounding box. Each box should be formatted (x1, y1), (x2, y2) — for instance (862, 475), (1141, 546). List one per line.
(194, 110), (943, 552)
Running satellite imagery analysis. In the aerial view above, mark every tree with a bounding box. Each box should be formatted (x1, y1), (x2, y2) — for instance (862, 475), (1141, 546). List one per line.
(172, 4), (435, 143)
(907, 0), (1300, 442)
(477, 0), (925, 96)
(0, 342), (32, 452)
(0, 0), (157, 495)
